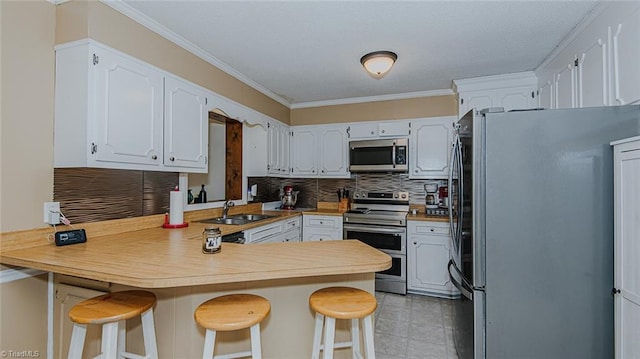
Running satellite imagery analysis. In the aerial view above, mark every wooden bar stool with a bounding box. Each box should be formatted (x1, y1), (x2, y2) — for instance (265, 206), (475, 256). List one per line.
(194, 293), (271, 359)
(67, 290), (158, 359)
(309, 286), (377, 359)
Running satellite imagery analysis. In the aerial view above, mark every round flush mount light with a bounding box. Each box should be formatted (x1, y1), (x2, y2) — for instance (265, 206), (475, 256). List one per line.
(360, 51), (398, 79)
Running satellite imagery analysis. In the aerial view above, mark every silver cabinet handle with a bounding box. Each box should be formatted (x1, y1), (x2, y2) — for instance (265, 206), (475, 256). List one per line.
(169, 156), (175, 161)
(151, 155), (157, 160)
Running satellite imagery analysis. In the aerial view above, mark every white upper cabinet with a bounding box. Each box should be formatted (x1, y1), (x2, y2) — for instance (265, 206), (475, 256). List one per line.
(347, 120), (410, 140)
(267, 120), (290, 176)
(536, 2), (640, 109)
(54, 40), (209, 173)
(318, 125), (349, 177)
(290, 124), (349, 178)
(611, 5), (640, 105)
(164, 76), (209, 170)
(409, 117), (455, 179)
(291, 126), (318, 176)
(454, 72), (538, 117)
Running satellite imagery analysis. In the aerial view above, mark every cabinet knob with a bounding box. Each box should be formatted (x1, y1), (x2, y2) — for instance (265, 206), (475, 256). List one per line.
(151, 155), (157, 160)
(169, 156), (175, 161)
(430, 228), (434, 232)
(370, 131), (375, 135)
(413, 242), (417, 245)
(381, 130), (386, 133)
(322, 170), (325, 173)
(415, 169), (418, 173)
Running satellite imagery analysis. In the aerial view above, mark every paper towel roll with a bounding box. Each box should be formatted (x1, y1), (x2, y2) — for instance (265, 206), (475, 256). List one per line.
(169, 190), (184, 225)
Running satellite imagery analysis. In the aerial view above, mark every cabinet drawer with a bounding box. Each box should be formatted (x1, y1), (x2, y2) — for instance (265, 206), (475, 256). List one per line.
(408, 221), (450, 236)
(304, 215), (341, 229)
(283, 217), (301, 231)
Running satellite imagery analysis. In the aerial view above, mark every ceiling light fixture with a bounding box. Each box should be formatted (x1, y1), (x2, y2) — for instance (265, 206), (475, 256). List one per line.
(360, 51), (398, 79)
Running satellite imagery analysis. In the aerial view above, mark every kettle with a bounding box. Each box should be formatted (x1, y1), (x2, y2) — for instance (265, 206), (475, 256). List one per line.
(281, 185), (299, 210)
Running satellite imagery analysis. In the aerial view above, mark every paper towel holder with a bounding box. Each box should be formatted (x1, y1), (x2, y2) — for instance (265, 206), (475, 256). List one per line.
(162, 213), (188, 228)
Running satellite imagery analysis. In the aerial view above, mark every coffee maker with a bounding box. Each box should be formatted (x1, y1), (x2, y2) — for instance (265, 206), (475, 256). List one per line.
(424, 182), (439, 209)
(280, 185), (299, 210)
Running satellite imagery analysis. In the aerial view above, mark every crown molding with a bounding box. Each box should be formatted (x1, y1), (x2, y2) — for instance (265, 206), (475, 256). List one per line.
(291, 89), (454, 109)
(452, 71), (538, 93)
(101, 0), (291, 108)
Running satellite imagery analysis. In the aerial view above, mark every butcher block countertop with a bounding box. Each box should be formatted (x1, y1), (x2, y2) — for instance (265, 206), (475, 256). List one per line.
(0, 203), (390, 289)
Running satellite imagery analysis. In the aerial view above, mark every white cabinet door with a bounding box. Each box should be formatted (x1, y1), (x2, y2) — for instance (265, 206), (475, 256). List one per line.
(555, 63), (577, 109)
(458, 92), (494, 117)
(267, 121), (289, 176)
(279, 125), (290, 176)
(407, 221), (459, 298)
(496, 86), (536, 111)
(347, 122), (378, 139)
(577, 37), (609, 108)
(318, 125), (349, 178)
(290, 126), (318, 177)
(378, 121), (410, 137)
(409, 117), (454, 179)
(611, 6), (640, 106)
(164, 76), (208, 171)
(613, 138), (640, 359)
(245, 123), (268, 176)
(92, 46), (164, 166)
(55, 283), (108, 359)
(538, 79), (554, 109)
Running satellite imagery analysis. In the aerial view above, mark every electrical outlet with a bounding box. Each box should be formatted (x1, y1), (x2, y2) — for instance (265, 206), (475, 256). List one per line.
(44, 202), (60, 225)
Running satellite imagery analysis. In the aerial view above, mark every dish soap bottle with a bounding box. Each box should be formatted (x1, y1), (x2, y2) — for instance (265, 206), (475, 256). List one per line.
(198, 184), (207, 203)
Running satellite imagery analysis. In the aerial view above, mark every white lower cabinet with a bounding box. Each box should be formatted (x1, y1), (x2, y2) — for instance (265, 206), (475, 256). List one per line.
(407, 220), (459, 298)
(54, 282), (109, 359)
(244, 216), (301, 244)
(302, 214), (343, 241)
(613, 137), (640, 359)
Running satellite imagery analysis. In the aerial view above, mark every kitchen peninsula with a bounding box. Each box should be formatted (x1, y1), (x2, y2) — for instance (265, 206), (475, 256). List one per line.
(0, 206), (390, 358)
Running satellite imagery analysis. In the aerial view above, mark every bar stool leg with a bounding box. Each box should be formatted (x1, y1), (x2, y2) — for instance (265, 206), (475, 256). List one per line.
(202, 329), (216, 359)
(68, 323), (87, 359)
(362, 315), (375, 359)
(250, 323), (262, 359)
(312, 313), (324, 359)
(323, 316), (336, 359)
(351, 318), (361, 359)
(101, 321), (119, 359)
(117, 320), (126, 359)
(141, 308), (158, 359)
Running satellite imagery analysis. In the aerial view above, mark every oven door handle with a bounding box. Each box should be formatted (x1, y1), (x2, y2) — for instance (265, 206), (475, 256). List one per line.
(344, 224), (406, 235)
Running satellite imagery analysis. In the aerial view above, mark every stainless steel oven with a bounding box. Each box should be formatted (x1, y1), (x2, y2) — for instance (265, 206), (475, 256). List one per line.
(343, 191), (409, 294)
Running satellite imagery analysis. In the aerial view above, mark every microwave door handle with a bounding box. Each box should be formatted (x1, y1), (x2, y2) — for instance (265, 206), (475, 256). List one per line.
(392, 143), (396, 168)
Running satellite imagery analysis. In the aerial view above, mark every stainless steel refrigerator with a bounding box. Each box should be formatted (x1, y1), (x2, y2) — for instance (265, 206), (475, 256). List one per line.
(447, 105), (640, 359)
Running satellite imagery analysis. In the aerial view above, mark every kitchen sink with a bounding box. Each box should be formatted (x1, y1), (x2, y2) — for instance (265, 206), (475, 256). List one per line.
(197, 214), (276, 225)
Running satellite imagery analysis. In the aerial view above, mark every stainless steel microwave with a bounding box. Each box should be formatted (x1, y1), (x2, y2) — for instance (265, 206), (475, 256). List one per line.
(349, 138), (408, 173)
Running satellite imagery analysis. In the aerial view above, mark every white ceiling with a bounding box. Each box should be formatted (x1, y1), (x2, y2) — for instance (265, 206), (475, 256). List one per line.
(115, 0), (600, 107)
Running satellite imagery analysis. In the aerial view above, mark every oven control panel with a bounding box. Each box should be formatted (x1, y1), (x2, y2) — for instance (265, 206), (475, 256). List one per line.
(353, 191), (409, 201)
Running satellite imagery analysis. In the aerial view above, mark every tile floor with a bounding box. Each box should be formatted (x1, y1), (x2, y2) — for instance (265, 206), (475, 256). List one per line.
(374, 291), (459, 359)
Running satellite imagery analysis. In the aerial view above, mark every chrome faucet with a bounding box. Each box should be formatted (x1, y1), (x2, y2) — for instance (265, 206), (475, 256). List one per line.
(222, 200), (235, 218)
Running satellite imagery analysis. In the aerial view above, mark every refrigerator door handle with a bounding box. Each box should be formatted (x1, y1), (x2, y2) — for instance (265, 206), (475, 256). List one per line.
(448, 136), (458, 246)
(448, 259), (473, 300)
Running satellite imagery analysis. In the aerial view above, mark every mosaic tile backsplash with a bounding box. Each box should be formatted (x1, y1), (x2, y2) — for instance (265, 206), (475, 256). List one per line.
(249, 174), (447, 208)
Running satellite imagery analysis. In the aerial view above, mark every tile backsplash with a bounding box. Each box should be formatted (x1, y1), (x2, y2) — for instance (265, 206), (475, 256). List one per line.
(249, 174), (447, 208)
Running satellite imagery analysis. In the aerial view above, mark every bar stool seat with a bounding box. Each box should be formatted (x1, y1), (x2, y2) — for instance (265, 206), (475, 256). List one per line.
(309, 286), (377, 359)
(194, 293), (271, 359)
(68, 290), (158, 359)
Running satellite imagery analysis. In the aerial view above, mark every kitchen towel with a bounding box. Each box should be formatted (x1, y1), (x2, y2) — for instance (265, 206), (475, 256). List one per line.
(169, 188), (184, 225)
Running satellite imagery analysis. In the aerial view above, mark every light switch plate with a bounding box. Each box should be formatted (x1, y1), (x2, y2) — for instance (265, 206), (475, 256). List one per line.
(44, 202), (60, 225)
